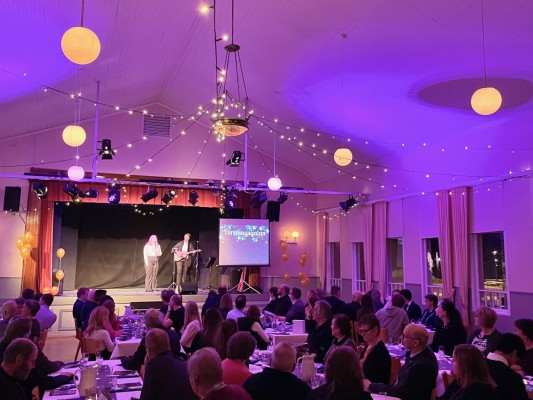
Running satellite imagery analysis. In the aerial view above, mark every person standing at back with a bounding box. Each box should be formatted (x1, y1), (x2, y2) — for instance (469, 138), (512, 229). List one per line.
(400, 289), (422, 322)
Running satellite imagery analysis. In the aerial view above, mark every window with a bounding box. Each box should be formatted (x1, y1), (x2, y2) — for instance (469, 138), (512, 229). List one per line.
(477, 232), (508, 311)
(328, 242), (341, 289)
(423, 238), (443, 298)
(386, 238), (404, 295)
(352, 242), (366, 292)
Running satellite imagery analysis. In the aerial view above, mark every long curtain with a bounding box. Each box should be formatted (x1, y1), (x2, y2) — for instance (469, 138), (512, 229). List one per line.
(436, 189), (454, 297)
(373, 202), (388, 298)
(37, 201), (54, 290)
(363, 206), (373, 291)
(316, 212), (328, 290)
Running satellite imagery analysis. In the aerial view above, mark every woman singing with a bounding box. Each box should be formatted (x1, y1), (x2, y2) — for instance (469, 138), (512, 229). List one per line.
(143, 235), (162, 292)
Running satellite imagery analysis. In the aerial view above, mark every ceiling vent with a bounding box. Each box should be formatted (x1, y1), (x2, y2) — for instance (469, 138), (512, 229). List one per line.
(142, 114), (171, 138)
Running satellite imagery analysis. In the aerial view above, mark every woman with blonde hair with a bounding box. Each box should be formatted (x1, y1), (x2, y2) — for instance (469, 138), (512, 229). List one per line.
(101, 299), (121, 341)
(468, 306), (500, 356)
(143, 234), (162, 292)
(180, 301), (202, 353)
(86, 306), (115, 359)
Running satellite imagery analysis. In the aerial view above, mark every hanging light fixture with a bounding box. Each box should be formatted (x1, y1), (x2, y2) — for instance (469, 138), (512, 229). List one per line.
(61, 0), (101, 65)
(211, 0), (253, 139)
(334, 34), (354, 166)
(67, 165), (85, 181)
(268, 115), (283, 191)
(62, 125), (86, 147)
(471, 0), (502, 116)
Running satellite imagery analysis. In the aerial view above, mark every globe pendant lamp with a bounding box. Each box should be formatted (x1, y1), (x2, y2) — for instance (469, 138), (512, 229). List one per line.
(68, 165), (85, 181)
(268, 177), (282, 191)
(61, 0), (101, 65)
(62, 125), (86, 147)
(334, 148), (353, 166)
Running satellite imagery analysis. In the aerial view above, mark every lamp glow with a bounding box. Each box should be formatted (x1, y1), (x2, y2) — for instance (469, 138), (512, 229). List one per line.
(471, 87), (502, 116)
(292, 231), (300, 239)
(61, 26), (101, 65)
(62, 125), (86, 147)
(334, 148), (353, 166)
(268, 177), (282, 191)
(67, 166), (85, 181)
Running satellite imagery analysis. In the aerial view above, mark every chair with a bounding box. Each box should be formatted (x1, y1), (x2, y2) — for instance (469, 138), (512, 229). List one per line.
(74, 318), (84, 361)
(37, 329), (48, 350)
(441, 371), (454, 390)
(81, 337), (100, 356)
(389, 356), (401, 384)
(379, 327), (388, 343)
(430, 388), (436, 400)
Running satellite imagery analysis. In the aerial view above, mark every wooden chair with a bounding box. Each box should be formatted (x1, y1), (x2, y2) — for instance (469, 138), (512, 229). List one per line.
(352, 321), (360, 345)
(441, 371), (454, 390)
(37, 329), (48, 350)
(379, 327), (388, 343)
(389, 356), (401, 384)
(81, 337), (100, 356)
(74, 318), (84, 361)
(430, 388), (437, 400)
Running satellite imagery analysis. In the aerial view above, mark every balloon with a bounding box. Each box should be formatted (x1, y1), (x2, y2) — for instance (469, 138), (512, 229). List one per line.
(298, 271), (305, 278)
(55, 270), (65, 281)
(42, 287), (51, 294)
(283, 272), (290, 281)
(23, 243), (33, 252)
(281, 252), (289, 261)
(50, 286), (59, 296)
(299, 258), (306, 267)
(301, 253), (308, 261)
(56, 248), (65, 259)
(24, 231), (35, 245)
(280, 241), (288, 251)
(15, 237), (25, 249)
(301, 277), (310, 287)
(20, 247), (31, 259)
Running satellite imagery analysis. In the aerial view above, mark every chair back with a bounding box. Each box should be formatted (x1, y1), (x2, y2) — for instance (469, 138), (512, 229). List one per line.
(379, 327), (388, 343)
(389, 356), (401, 384)
(81, 337), (100, 355)
(441, 371), (454, 390)
(37, 329), (48, 350)
(430, 388), (436, 400)
(351, 321), (360, 344)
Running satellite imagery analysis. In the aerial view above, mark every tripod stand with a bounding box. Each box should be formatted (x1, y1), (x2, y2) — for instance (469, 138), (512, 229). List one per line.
(167, 262), (177, 290)
(229, 267), (260, 294)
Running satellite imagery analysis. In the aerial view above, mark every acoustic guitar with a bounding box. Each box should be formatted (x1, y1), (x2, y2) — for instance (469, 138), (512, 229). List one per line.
(173, 249), (202, 262)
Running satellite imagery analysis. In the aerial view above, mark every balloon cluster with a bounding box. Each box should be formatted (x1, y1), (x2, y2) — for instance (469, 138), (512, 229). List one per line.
(280, 238), (310, 286)
(15, 232), (35, 260)
(42, 286), (60, 296)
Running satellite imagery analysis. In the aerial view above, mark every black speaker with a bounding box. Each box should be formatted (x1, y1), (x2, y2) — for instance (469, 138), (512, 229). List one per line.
(3, 186), (21, 212)
(266, 201), (280, 222)
(221, 208), (244, 218)
(180, 282), (198, 295)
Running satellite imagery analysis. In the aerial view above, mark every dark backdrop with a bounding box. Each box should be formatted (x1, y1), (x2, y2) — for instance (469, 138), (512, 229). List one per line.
(58, 203), (220, 289)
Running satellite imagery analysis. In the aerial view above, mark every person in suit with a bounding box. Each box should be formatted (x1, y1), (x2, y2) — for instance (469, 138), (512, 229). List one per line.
(278, 287), (305, 323)
(172, 233), (197, 290)
(400, 289), (422, 322)
(72, 287), (88, 330)
(263, 287), (279, 314)
(364, 324), (438, 400)
(306, 300), (334, 363)
(420, 294), (438, 329)
(323, 286), (346, 316)
(80, 289), (107, 331)
(342, 291), (363, 321)
(34, 294), (57, 331)
(274, 285), (292, 317)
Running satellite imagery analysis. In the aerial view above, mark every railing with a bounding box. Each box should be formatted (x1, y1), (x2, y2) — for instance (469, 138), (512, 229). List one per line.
(353, 280), (367, 293)
(330, 278), (341, 289)
(387, 282), (405, 296)
(427, 285), (444, 299)
(479, 289), (508, 310)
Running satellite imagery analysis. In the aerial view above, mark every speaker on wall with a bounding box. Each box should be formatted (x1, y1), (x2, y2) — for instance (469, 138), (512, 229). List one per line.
(266, 200), (280, 222)
(3, 186), (21, 212)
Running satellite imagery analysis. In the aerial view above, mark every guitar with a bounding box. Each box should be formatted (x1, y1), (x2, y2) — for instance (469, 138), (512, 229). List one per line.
(173, 249), (202, 262)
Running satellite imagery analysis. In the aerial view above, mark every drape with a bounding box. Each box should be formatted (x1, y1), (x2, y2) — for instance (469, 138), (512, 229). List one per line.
(363, 206), (373, 292)
(37, 200), (54, 290)
(436, 189), (454, 298)
(316, 212), (328, 290)
(373, 202), (388, 298)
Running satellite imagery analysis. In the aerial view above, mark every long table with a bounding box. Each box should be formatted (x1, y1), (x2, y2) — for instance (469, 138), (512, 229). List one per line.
(110, 337), (142, 359)
(265, 328), (308, 346)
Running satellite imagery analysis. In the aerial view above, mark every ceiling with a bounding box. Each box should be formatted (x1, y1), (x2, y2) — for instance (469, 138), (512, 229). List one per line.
(2, 0), (533, 201)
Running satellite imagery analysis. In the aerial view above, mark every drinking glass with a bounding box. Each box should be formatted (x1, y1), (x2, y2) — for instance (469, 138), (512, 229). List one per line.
(311, 374), (321, 389)
(379, 391), (388, 399)
(95, 349), (103, 366)
(438, 346), (445, 360)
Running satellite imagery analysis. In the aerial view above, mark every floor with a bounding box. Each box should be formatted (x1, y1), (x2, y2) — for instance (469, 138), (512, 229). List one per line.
(43, 335), (80, 363)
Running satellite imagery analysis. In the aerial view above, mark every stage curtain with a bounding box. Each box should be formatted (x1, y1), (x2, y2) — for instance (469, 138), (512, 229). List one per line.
(37, 200), (54, 290)
(363, 205), (373, 292)
(373, 202), (387, 298)
(437, 189), (454, 298)
(21, 196), (40, 292)
(316, 212), (328, 290)
(450, 186), (470, 327)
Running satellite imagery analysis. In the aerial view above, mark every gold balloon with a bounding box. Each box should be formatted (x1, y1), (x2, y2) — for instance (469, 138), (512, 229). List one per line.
(298, 271), (305, 278)
(55, 270), (65, 281)
(15, 237), (25, 249)
(24, 231), (35, 245)
(50, 286), (59, 296)
(301, 277), (310, 287)
(283, 272), (290, 281)
(42, 287), (51, 294)
(301, 253), (308, 261)
(299, 258), (306, 267)
(280, 241), (288, 251)
(282, 252), (289, 261)
(56, 248), (65, 259)
(20, 247), (31, 259)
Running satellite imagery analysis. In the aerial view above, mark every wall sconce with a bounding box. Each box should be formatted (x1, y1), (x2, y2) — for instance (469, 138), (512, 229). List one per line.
(282, 230), (299, 244)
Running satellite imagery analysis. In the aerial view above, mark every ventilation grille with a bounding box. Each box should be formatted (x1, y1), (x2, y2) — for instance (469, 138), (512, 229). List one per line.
(142, 115), (171, 138)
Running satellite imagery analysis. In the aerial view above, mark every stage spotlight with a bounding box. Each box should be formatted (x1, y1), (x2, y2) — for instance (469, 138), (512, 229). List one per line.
(99, 139), (116, 160)
(63, 183), (84, 202)
(277, 192), (289, 204)
(226, 151), (243, 167)
(83, 188), (99, 198)
(162, 190), (176, 205)
(251, 191), (267, 208)
(339, 195), (357, 212)
(108, 185), (121, 204)
(32, 182), (48, 199)
(223, 190), (237, 209)
(141, 189), (159, 203)
(188, 191), (199, 206)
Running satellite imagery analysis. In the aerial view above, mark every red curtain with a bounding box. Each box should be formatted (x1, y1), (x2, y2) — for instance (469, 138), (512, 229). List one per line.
(38, 201), (54, 290)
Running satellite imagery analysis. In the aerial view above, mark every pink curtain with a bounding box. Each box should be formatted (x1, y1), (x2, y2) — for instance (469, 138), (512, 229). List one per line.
(450, 186), (470, 326)
(373, 202), (388, 298)
(316, 212), (328, 290)
(37, 201), (54, 290)
(363, 206), (373, 292)
(436, 189), (454, 298)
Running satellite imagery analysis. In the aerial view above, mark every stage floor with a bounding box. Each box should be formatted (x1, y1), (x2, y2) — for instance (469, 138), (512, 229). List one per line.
(61, 287), (211, 297)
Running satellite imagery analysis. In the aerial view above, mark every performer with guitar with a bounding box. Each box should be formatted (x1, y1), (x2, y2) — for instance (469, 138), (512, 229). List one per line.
(171, 233), (201, 291)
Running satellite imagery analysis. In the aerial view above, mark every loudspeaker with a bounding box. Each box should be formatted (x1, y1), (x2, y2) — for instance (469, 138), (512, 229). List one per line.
(266, 201), (280, 222)
(180, 282), (198, 295)
(221, 208), (244, 218)
(3, 186), (21, 212)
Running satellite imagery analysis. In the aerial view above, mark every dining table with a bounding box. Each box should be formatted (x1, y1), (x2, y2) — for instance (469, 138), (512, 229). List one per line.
(110, 337), (142, 359)
(265, 327), (308, 347)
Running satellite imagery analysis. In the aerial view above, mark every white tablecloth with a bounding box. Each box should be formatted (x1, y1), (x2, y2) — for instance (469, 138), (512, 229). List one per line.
(110, 338), (142, 358)
(265, 328), (308, 346)
(371, 394), (401, 400)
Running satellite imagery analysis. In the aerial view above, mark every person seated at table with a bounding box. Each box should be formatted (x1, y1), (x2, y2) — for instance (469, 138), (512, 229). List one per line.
(227, 295), (247, 321)
(274, 285), (292, 317)
(101, 299), (121, 341)
(342, 290), (363, 322)
(0, 301), (18, 341)
(439, 344), (498, 400)
(219, 293), (233, 320)
(238, 305), (270, 350)
(421, 294), (438, 329)
(369, 289), (385, 312)
(163, 294), (185, 334)
(468, 306), (501, 357)
(356, 294), (375, 321)
(278, 287), (305, 323)
(188, 347), (252, 400)
(159, 289), (175, 315)
(121, 308), (181, 372)
(0, 338), (38, 400)
(306, 300), (334, 363)
(376, 294), (410, 342)
(85, 306), (115, 359)
(400, 289), (422, 322)
(81, 289), (107, 331)
(304, 295), (318, 332)
(308, 346), (372, 400)
(201, 284), (227, 316)
(263, 286), (279, 314)
(431, 299), (467, 356)
(20, 299), (41, 342)
(243, 342), (310, 400)
(486, 333), (530, 400)
(180, 301), (203, 354)
(364, 324), (438, 400)
(140, 328), (196, 400)
(358, 314), (391, 384)
(222, 332), (256, 385)
(192, 307), (223, 353)
(324, 314), (357, 362)
(215, 318), (238, 360)
(14, 297), (25, 316)
(323, 286), (346, 316)
(514, 318), (533, 376)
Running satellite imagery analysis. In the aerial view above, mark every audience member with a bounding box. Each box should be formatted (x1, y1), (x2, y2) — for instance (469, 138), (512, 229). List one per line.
(486, 333), (529, 400)
(421, 294), (438, 329)
(72, 287), (88, 330)
(85, 306), (115, 359)
(280, 287), (305, 323)
(514, 318), (533, 375)
(163, 294), (185, 333)
(468, 306), (501, 356)
(358, 314), (391, 384)
(263, 287), (279, 314)
(356, 294), (375, 321)
(0, 338), (37, 400)
(14, 298), (25, 316)
(21, 289), (35, 300)
(159, 289), (175, 315)
(215, 318), (238, 360)
(219, 293), (233, 320)
(221, 332), (256, 385)
(365, 324), (438, 400)
(33, 293), (43, 302)
(81, 289), (107, 331)
(202, 285), (228, 316)
(431, 299), (467, 356)
(21, 299), (41, 342)
(140, 328), (196, 400)
(370, 290), (384, 312)
(0, 301), (18, 340)
(400, 289), (422, 322)
(274, 285), (292, 317)
(227, 295), (247, 321)
(324, 314), (357, 362)
(342, 290), (363, 321)
(308, 346), (372, 400)
(193, 308), (223, 353)
(323, 286), (346, 316)
(238, 305), (269, 350)
(101, 299), (121, 341)
(181, 301), (203, 353)
(439, 344), (498, 400)
(34, 294), (57, 331)
(188, 347), (252, 400)
(375, 294), (409, 341)
(307, 300), (334, 363)
(243, 342), (310, 400)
